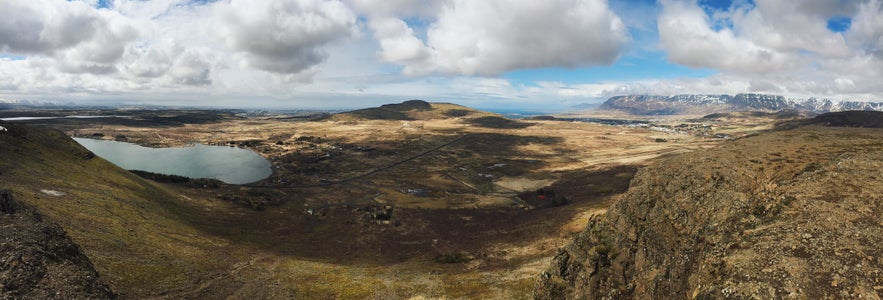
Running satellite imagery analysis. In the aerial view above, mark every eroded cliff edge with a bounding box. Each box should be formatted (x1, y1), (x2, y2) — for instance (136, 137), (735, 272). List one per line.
(535, 121), (883, 299)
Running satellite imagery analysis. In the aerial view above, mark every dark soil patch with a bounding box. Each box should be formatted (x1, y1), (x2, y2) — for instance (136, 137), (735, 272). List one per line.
(804, 111), (883, 128)
(467, 116), (534, 129)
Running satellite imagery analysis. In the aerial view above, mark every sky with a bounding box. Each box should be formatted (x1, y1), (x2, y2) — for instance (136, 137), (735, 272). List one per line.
(1, 0), (883, 111)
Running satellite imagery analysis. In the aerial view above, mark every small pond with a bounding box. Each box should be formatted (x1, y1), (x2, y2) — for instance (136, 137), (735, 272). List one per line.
(73, 138), (272, 184)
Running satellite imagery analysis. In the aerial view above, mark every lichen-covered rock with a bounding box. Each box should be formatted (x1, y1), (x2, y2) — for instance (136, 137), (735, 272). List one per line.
(0, 189), (115, 299)
(535, 124), (883, 299)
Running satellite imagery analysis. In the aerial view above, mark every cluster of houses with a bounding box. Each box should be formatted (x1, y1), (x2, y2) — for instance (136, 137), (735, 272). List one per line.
(589, 120), (731, 139)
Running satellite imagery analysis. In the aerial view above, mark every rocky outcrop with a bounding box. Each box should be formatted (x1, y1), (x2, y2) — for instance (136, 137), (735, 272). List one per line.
(0, 190), (115, 299)
(600, 93), (883, 115)
(535, 122), (883, 299)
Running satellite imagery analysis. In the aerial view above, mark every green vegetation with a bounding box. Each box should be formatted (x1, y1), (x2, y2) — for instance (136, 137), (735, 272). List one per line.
(129, 170), (223, 188)
(435, 252), (470, 264)
(128, 170), (191, 183)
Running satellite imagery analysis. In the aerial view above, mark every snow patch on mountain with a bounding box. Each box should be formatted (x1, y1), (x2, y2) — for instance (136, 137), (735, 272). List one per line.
(600, 93), (883, 115)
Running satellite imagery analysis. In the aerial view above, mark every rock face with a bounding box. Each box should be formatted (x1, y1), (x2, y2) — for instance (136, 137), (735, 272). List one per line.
(535, 121), (883, 299)
(600, 93), (883, 115)
(0, 190), (115, 299)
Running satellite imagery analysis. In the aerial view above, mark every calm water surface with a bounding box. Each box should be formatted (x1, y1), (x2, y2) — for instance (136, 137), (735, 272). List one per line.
(73, 138), (272, 184)
(1, 115), (130, 121)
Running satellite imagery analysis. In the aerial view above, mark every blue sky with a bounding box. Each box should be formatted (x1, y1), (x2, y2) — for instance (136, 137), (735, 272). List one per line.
(0, 0), (881, 111)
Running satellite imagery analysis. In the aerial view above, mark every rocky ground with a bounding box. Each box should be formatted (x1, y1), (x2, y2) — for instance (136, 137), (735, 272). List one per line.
(0, 189), (115, 299)
(535, 113), (883, 299)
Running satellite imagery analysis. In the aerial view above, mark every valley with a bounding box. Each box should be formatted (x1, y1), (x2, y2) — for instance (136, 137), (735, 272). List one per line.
(3, 100), (878, 299)
(0, 101), (735, 298)
(4, 1), (883, 298)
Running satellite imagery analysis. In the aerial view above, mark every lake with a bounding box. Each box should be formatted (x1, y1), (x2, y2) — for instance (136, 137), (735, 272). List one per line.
(1, 115), (131, 121)
(73, 138), (272, 184)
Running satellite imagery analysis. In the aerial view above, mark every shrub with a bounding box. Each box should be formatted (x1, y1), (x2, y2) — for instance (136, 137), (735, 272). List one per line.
(129, 170), (191, 183)
(435, 252), (469, 264)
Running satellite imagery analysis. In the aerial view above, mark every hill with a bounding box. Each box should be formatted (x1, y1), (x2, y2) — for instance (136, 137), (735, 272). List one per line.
(332, 100), (492, 121)
(535, 112), (883, 298)
(599, 93), (883, 115)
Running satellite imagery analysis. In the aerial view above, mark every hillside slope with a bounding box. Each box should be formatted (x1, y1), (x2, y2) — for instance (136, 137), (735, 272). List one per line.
(1, 190), (115, 299)
(535, 116), (883, 298)
(0, 121), (235, 297)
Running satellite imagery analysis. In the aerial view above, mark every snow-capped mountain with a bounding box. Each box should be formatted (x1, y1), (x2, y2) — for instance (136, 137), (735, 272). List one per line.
(599, 93), (883, 115)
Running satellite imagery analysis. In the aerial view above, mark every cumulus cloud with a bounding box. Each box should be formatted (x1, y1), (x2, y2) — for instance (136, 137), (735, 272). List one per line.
(652, 0), (883, 100)
(121, 40), (218, 86)
(370, 18), (431, 64)
(8, 0), (883, 107)
(658, 0), (869, 74)
(658, 0), (800, 74)
(0, 0), (138, 74)
(0, 1), (97, 54)
(347, 0), (442, 18)
(370, 0), (629, 76)
(732, 1), (853, 58)
(848, 0), (883, 59)
(124, 41), (180, 79)
(215, 0), (357, 74)
(167, 48), (217, 86)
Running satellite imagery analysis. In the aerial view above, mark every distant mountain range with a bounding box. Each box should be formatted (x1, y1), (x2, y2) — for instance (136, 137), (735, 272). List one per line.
(599, 93), (883, 115)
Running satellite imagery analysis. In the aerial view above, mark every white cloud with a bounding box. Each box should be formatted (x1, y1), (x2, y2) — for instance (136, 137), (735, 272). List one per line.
(0, 0), (98, 54)
(369, 18), (430, 64)
(371, 0), (629, 76)
(732, 1), (852, 58)
(6, 0), (883, 108)
(848, 0), (883, 59)
(123, 40), (181, 79)
(658, 0), (800, 74)
(0, 0), (138, 74)
(112, 0), (190, 20)
(651, 0), (883, 100)
(347, 0), (442, 18)
(167, 48), (217, 86)
(658, 0), (868, 74)
(214, 0), (358, 74)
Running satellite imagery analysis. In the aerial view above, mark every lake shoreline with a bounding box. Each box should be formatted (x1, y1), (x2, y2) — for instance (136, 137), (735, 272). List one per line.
(73, 137), (272, 185)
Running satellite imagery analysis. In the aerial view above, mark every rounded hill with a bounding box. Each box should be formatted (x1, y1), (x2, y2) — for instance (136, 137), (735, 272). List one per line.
(332, 100), (491, 121)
